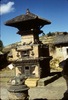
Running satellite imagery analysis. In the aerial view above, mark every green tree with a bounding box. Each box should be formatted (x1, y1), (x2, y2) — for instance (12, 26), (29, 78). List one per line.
(47, 32), (55, 36)
(0, 40), (4, 51)
(47, 32), (52, 36)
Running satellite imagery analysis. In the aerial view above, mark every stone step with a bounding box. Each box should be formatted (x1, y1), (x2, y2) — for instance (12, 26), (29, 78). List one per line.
(25, 73), (61, 87)
(38, 74), (61, 86)
(25, 78), (39, 87)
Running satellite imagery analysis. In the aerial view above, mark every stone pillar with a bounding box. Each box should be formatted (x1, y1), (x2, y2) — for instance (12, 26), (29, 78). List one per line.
(16, 67), (22, 76)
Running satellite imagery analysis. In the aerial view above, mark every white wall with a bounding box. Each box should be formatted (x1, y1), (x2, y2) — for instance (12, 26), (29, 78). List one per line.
(53, 46), (68, 61)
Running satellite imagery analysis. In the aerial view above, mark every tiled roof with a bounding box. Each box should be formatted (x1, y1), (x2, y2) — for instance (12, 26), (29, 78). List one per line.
(4, 9), (51, 29)
(40, 32), (68, 46)
(53, 33), (68, 45)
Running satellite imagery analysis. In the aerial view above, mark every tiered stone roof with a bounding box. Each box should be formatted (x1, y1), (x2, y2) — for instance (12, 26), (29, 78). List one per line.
(5, 9), (51, 30)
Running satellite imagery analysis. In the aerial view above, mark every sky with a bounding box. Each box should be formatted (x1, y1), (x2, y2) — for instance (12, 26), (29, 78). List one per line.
(0, 0), (68, 46)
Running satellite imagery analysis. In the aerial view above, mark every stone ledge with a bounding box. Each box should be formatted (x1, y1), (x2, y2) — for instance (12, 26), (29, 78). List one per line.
(38, 73), (61, 86)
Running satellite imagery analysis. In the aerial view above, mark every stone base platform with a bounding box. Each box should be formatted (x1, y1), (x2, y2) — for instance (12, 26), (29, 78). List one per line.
(38, 73), (61, 86)
(25, 72), (61, 87)
(25, 78), (39, 87)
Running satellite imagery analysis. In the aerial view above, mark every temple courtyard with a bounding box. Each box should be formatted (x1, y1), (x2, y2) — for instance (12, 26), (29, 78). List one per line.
(0, 69), (67, 100)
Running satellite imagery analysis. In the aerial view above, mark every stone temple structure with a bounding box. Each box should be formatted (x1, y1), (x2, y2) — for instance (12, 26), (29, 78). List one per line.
(5, 9), (52, 86)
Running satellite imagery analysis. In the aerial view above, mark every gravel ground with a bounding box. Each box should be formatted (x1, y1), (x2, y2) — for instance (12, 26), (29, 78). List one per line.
(0, 76), (67, 100)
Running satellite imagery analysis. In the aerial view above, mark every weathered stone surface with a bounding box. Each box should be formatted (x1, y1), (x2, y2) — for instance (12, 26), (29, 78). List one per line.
(25, 78), (39, 87)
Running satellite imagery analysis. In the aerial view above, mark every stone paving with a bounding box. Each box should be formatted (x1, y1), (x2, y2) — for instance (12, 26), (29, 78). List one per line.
(0, 75), (67, 100)
(29, 77), (66, 100)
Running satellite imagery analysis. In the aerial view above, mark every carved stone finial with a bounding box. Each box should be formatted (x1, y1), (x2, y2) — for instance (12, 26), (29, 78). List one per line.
(26, 9), (30, 14)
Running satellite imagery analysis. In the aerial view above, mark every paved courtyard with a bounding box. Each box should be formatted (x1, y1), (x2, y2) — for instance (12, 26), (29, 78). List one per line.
(0, 72), (67, 100)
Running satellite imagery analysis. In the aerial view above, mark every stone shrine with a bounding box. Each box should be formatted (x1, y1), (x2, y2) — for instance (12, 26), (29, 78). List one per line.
(5, 9), (52, 87)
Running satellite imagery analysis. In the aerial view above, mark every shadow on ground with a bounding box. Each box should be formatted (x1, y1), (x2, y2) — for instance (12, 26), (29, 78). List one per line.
(44, 71), (62, 86)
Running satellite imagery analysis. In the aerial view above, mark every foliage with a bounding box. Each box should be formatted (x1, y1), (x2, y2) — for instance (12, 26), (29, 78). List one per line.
(50, 58), (62, 71)
(63, 32), (68, 35)
(47, 32), (55, 36)
(0, 40), (4, 51)
(42, 32), (45, 36)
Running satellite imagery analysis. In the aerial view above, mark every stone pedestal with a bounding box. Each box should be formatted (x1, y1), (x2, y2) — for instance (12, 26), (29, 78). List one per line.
(8, 84), (29, 100)
(8, 90), (29, 100)
(7, 72), (29, 100)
